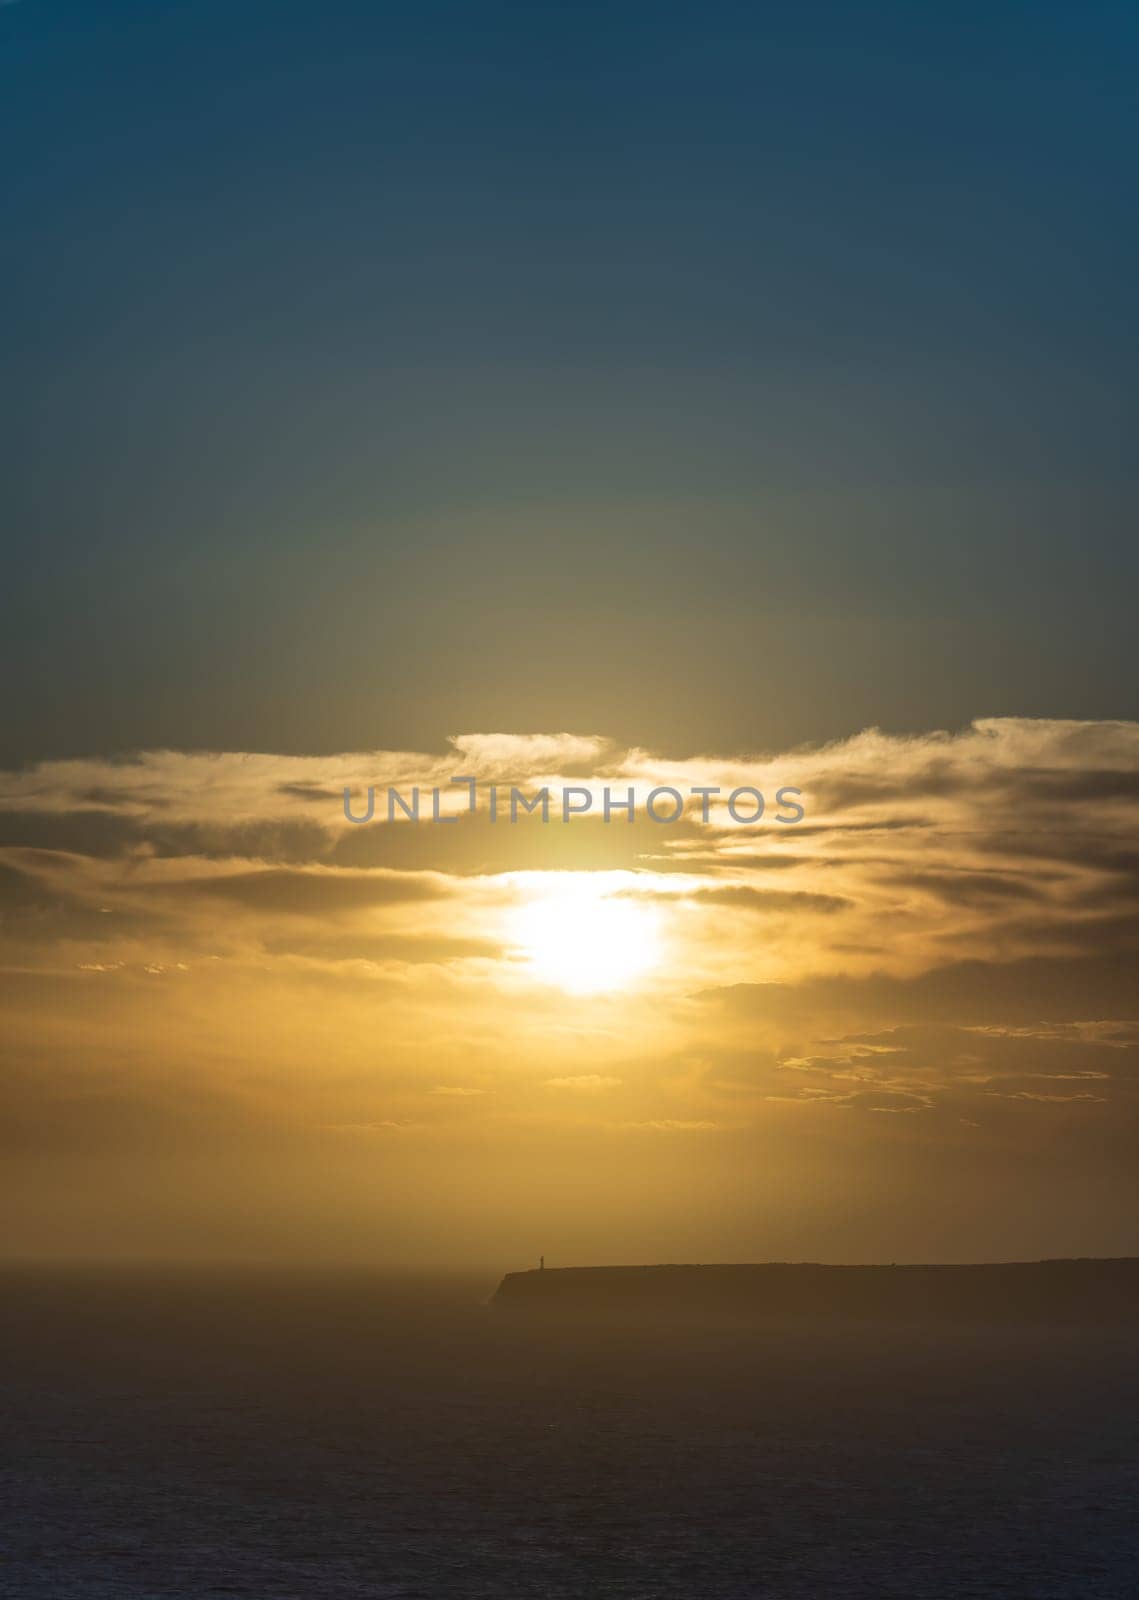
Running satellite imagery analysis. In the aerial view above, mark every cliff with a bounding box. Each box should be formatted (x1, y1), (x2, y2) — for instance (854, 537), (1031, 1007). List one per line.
(491, 1259), (1139, 1324)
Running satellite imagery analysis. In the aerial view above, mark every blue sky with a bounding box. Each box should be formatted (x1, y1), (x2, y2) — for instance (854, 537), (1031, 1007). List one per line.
(2, 0), (1136, 760)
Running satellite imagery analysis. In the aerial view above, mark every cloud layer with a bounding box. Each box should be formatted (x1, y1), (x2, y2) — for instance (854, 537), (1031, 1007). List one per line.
(3, 718), (1138, 1263)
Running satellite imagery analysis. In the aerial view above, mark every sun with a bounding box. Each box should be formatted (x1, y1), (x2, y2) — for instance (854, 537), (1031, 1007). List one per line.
(509, 877), (662, 994)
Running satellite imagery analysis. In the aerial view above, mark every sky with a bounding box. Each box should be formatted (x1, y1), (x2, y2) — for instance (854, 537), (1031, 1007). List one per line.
(2, 0), (1138, 1267)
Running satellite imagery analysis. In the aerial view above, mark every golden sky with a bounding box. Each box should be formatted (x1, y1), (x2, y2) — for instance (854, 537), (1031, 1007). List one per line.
(3, 718), (1137, 1267)
(5, 0), (1139, 1279)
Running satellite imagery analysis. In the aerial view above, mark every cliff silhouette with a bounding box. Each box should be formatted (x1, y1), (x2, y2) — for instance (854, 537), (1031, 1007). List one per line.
(492, 1259), (1139, 1324)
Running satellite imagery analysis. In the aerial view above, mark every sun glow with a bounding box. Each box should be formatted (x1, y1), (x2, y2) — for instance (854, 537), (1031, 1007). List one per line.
(510, 878), (663, 994)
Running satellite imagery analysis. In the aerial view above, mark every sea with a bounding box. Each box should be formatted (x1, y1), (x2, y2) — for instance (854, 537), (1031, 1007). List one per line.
(3, 1266), (1137, 1598)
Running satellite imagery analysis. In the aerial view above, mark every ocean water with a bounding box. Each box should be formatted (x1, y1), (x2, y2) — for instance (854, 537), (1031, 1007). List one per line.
(3, 1267), (1137, 1599)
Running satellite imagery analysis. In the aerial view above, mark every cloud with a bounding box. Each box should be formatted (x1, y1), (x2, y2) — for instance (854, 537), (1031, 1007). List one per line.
(688, 886), (850, 914)
(544, 1074), (622, 1091)
(3, 718), (1138, 1215)
(447, 732), (614, 773)
(625, 1119), (719, 1131)
(985, 1091), (1108, 1104)
(170, 866), (450, 914)
(324, 1121), (407, 1133)
(4, 716), (1139, 1023)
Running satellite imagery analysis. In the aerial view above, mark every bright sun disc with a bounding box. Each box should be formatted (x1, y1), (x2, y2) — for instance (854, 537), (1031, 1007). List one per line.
(511, 882), (661, 994)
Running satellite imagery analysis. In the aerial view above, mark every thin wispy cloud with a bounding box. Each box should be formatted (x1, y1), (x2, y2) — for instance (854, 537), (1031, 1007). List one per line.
(2, 718), (1137, 1261)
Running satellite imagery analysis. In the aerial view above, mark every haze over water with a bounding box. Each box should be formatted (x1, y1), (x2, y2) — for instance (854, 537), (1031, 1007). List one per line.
(5, 1266), (1139, 1599)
